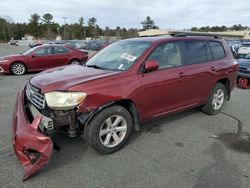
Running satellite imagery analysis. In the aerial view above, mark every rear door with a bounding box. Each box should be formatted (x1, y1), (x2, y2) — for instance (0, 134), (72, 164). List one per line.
(50, 46), (71, 67)
(182, 40), (217, 105)
(137, 41), (189, 119)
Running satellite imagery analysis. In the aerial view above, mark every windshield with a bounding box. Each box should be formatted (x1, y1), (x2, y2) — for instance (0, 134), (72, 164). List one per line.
(86, 41), (151, 71)
(22, 46), (40, 55)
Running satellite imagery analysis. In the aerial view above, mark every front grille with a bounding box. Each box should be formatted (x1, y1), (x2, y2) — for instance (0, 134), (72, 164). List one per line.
(26, 83), (45, 109)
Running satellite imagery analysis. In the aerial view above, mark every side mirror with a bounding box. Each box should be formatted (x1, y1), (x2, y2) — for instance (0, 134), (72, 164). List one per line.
(145, 60), (159, 72)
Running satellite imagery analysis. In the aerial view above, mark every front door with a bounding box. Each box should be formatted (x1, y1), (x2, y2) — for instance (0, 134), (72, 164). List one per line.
(136, 42), (188, 119)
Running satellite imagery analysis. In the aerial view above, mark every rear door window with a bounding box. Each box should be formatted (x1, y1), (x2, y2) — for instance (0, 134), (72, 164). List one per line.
(53, 46), (70, 54)
(184, 41), (212, 64)
(209, 42), (225, 60)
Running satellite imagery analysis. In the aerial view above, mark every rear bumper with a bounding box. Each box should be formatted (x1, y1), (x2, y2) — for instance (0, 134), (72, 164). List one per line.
(12, 89), (53, 181)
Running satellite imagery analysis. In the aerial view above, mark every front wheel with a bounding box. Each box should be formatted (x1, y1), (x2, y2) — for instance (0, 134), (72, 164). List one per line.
(11, 62), (26, 75)
(202, 83), (226, 115)
(84, 105), (132, 154)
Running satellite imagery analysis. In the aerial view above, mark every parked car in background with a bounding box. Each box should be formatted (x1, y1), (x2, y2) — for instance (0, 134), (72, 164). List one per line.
(8, 40), (18, 46)
(238, 43), (250, 58)
(0, 44), (88, 75)
(29, 41), (44, 48)
(12, 35), (237, 180)
(230, 45), (240, 58)
(79, 40), (114, 51)
(237, 53), (250, 79)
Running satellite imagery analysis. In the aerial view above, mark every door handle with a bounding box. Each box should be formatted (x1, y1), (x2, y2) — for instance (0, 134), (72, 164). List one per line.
(211, 66), (217, 71)
(179, 72), (185, 78)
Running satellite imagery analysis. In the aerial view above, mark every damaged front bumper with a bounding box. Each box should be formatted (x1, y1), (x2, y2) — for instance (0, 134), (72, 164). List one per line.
(12, 89), (53, 181)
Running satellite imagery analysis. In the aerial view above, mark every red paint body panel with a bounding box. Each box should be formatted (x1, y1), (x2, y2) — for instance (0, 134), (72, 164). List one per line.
(12, 89), (53, 181)
(0, 45), (88, 74)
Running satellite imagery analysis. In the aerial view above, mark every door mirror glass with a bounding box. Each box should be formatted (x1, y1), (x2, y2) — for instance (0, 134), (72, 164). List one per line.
(145, 60), (159, 72)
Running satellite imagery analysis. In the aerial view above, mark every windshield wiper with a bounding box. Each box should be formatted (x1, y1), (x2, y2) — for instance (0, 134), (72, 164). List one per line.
(86, 64), (104, 69)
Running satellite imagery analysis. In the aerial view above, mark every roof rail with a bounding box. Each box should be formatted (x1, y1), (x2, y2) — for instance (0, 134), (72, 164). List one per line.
(170, 33), (220, 39)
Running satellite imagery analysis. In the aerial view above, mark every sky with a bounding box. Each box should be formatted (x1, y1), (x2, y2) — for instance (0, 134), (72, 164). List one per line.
(1, 0), (250, 29)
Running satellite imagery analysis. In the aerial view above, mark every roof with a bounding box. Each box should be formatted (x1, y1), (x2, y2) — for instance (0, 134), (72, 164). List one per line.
(122, 35), (222, 44)
(123, 36), (172, 42)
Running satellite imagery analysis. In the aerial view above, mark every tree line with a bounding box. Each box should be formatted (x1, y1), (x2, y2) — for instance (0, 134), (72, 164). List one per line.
(0, 13), (248, 42)
(190, 24), (248, 32)
(0, 13), (148, 42)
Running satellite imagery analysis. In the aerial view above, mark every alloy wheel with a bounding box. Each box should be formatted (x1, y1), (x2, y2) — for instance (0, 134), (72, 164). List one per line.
(99, 115), (127, 148)
(212, 89), (225, 110)
(12, 64), (25, 75)
(70, 60), (80, 65)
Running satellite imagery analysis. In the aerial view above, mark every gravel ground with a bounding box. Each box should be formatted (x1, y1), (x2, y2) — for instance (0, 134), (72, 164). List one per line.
(0, 44), (250, 188)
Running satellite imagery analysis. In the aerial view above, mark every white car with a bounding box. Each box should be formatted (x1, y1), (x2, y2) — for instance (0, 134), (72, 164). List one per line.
(238, 43), (250, 58)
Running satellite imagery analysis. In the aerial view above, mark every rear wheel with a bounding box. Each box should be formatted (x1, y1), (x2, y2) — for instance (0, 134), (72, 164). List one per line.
(84, 105), (132, 154)
(202, 83), (226, 115)
(69, 59), (80, 65)
(11, 62), (26, 75)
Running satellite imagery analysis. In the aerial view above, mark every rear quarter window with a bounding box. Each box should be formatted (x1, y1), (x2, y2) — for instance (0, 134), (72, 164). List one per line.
(209, 42), (225, 60)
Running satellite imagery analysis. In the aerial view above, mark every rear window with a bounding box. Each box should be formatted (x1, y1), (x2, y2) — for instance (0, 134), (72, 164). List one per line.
(209, 42), (225, 60)
(184, 41), (212, 64)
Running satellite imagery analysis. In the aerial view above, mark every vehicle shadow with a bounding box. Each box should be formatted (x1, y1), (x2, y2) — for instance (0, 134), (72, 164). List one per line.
(127, 107), (201, 146)
(36, 108), (201, 178)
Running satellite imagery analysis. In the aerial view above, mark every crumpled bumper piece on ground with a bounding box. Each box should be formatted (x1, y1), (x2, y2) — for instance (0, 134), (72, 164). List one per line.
(12, 89), (53, 181)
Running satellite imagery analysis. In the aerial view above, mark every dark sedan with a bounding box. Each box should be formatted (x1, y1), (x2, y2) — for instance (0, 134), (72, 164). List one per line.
(0, 44), (88, 75)
(237, 54), (250, 79)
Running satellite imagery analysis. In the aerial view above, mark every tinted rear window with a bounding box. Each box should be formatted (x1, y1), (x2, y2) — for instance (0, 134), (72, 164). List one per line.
(209, 42), (225, 60)
(184, 41), (212, 64)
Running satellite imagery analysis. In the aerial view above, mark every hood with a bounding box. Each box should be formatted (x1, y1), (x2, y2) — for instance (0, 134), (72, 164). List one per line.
(237, 59), (250, 67)
(0, 54), (25, 60)
(30, 65), (120, 92)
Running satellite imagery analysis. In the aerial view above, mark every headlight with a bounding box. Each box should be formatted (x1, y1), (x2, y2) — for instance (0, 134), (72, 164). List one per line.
(0, 60), (9, 64)
(45, 92), (87, 109)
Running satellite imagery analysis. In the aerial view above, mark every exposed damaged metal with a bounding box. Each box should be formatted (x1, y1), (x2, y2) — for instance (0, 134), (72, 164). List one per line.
(12, 89), (82, 181)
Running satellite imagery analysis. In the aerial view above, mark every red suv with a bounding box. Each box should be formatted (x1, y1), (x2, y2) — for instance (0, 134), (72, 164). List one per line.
(0, 44), (88, 75)
(12, 35), (238, 180)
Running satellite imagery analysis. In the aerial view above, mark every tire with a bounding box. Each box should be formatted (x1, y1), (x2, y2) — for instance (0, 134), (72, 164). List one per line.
(84, 105), (133, 154)
(10, 62), (26, 75)
(202, 83), (227, 115)
(69, 59), (80, 65)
